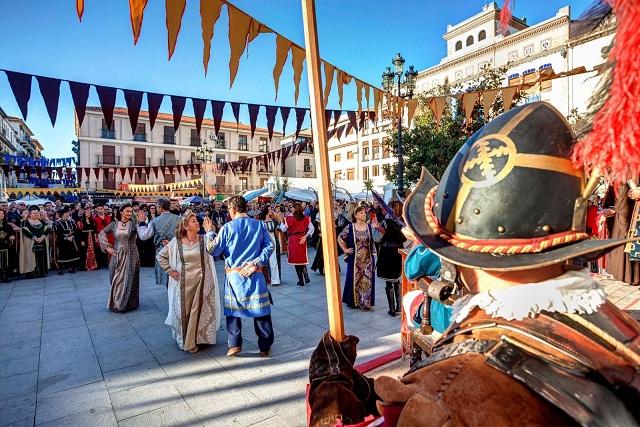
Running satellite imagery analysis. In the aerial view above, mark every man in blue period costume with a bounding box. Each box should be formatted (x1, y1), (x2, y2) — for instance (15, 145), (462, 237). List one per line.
(137, 198), (180, 287)
(203, 196), (275, 357)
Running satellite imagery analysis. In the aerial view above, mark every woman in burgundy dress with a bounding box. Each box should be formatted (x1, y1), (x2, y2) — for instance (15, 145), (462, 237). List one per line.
(280, 203), (314, 286)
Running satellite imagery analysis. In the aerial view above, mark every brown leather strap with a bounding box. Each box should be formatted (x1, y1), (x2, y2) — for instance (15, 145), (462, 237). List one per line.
(225, 265), (264, 273)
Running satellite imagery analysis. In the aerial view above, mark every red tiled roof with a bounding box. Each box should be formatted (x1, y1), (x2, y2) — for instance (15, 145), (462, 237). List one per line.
(85, 106), (283, 136)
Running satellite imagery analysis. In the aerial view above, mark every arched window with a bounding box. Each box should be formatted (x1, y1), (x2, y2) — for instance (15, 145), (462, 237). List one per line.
(455, 41), (462, 51)
(478, 30), (486, 41)
(466, 36), (474, 46)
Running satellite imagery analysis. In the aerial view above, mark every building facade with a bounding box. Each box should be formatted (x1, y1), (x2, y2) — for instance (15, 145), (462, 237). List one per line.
(76, 107), (282, 192)
(0, 107), (19, 156)
(280, 130), (316, 179)
(6, 116), (38, 157)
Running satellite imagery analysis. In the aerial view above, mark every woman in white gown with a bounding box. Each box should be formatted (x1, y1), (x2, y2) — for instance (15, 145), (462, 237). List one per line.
(157, 211), (221, 353)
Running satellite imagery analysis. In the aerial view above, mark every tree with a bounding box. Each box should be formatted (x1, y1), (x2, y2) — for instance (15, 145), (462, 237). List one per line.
(384, 65), (524, 185)
(363, 178), (374, 201)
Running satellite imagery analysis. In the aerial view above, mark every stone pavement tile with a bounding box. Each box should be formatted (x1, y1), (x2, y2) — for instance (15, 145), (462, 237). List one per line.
(0, 319), (42, 341)
(0, 370), (38, 399)
(37, 358), (103, 396)
(39, 336), (94, 362)
(3, 417), (35, 427)
(0, 392), (37, 425)
(97, 345), (157, 373)
(146, 341), (192, 365)
(117, 401), (201, 427)
(92, 334), (146, 356)
(0, 308), (43, 324)
(42, 308), (85, 323)
(41, 315), (87, 333)
(35, 381), (111, 425)
(103, 361), (168, 394)
(108, 379), (183, 421)
(0, 351), (39, 380)
(37, 406), (117, 427)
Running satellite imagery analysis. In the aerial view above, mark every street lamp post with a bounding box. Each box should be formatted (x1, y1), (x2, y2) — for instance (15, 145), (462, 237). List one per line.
(382, 53), (418, 199)
(195, 138), (215, 201)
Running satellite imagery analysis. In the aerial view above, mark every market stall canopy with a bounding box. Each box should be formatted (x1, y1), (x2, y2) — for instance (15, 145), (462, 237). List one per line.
(180, 195), (205, 205)
(242, 188), (268, 202)
(15, 194), (52, 206)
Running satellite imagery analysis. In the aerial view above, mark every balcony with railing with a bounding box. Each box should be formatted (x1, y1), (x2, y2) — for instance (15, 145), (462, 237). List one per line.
(133, 133), (147, 142)
(304, 165), (312, 172)
(130, 157), (151, 166)
(97, 155), (120, 166)
(190, 137), (201, 147)
(160, 158), (178, 166)
(101, 129), (116, 139)
(257, 166), (273, 174)
(362, 154), (370, 162)
(215, 141), (227, 149)
(163, 135), (175, 144)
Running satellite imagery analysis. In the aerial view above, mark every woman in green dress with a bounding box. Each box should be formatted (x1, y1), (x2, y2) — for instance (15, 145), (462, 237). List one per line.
(20, 206), (51, 278)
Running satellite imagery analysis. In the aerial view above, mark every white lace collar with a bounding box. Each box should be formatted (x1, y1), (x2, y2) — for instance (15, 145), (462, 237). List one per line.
(451, 269), (606, 324)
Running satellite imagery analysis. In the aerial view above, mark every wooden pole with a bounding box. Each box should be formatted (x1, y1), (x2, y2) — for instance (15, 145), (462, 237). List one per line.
(301, 0), (345, 341)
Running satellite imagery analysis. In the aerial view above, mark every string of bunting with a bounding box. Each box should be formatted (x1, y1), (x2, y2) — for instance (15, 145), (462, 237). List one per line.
(0, 164), (75, 181)
(76, 163), (202, 184)
(73, 0), (388, 114)
(126, 177), (203, 193)
(2, 155), (75, 167)
(1, 69), (370, 142)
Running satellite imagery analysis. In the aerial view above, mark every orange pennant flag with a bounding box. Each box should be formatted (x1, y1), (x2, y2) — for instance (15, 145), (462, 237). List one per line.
(364, 85), (371, 110)
(429, 97), (447, 125)
(76, 0), (85, 21)
(291, 45), (306, 105)
(200, 0), (223, 75)
(337, 70), (352, 108)
(273, 35), (290, 100)
(323, 62), (335, 107)
(228, 6), (252, 88)
(481, 89), (499, 116)
(462, 93), (478, 125)
(247, 19), (270, 46)
(373, 89), (381, 115)
(129, 0), (149, 45)
(502, 86), (518, 111)
(406, 98), (418, 127)
(355, 80), (363, 113)
(165, 0), (186, 60)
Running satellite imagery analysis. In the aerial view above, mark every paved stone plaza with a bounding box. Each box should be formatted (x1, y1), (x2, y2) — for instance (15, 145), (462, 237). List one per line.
(1, 252), (639, 427)
(0, 251), (401, 426)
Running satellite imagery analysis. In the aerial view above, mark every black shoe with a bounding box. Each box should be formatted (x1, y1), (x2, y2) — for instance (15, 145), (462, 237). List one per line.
(304, 276), (311, 284)
(297, 282), (305, 287)
(385, 283), (397, 317)
(58, 270), (64, 275)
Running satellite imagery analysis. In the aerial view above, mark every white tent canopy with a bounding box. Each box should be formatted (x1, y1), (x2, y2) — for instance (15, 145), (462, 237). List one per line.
(15, 195), (52, 206)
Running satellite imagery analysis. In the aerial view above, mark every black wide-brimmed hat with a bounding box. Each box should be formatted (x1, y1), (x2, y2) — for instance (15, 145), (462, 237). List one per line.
(404, 102), (635, 271)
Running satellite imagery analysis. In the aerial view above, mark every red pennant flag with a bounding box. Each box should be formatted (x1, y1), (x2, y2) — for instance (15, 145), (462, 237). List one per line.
(147, 93), (164, 130)
(347, 111), (358, 133)
(66, 167), (73, 180)
(192, 98), (207, 136)
(211, 101), (225, 136)
(170, 96), (186, 131)
(152, 166), (159, 179)
(127, 167), (135, 180)
(123, 89), (144, 133)
(95, 86), (117, 129)
(76, 167), (83, 183)
(265, 106), (278, 141)
(168, 165), (175, 175)
(5, 71), (32, 120)
(119, 167), (127, 180)
(129, 0), (149, 45)
(69, 81), (90, 127)
(145, 166), (150, 177)
(36, 76), (61, 126)
(294, 108), (307, 139)
(333, 110), (342, 130)
(93, 168), (101, 181)
(248, 104), (260, 139)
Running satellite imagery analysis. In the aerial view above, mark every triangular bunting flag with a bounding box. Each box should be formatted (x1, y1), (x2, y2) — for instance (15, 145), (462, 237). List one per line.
(93, 168), (101, 181)
(248, 104), (260, 139)
(68, 81), (90, 128)
(502, 86), (518, 112)
(336, 124), (345, 140)
(332, 109), (341, 130)
(123, 89), (144, 133)
(291, 46), (306, 105)
(481, 89), (499, 117)
(273, 35), (291, 101)
(462, 93), (478, 125)
(5, 71), (32, 120)
(323, 62), (335, 107)
(192, 98), (207, 136)
(265, 106), (278, 141)
(170, 96), (186, 131)
(152, 166), (159, 179)
(347, 111), (358, 133)
(166, 0), (187, 60)
(324, 109), (332, 128)
(120, 167), (127, 180)
(336, 70), (352, 108)
(364, 85), (371, 110)
(355, 80), (363, 113)
(294, 108), (306, 138)
(76, 0), (85, 21)
(35, 76), (61, 126)
(406, 98), (418, 127)
(231, 102), (240, 129)
(147, 93), (164, 130)
(129, 0), (149, 45)
(211, 100), (225, 136)
(280, 106), (291, 135)
(200, 0), (223, 75)
(429, 97), (447, 124)
(228, 6), (251, 89)
(145, 166), (151, 177)
(95, 85), (117, 129)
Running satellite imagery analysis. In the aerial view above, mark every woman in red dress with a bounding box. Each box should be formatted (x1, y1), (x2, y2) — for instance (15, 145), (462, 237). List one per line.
(280, 203), (314, 286)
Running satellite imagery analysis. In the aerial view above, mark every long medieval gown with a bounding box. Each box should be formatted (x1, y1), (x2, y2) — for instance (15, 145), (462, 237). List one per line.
(77, 219), (98, 271)
(340, 223), (376, 310)
(0, 220), (15, 281)
(54, 218), (80, 271)
(99, 220), (140, 312)
(263, 220), (281, 285)
(157, 237), (221, 351)
(20, 220), (51, 277)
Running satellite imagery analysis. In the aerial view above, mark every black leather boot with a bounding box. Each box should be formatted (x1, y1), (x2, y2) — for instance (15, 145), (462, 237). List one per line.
(296, 266), (305, 286)
(385, 282), (396, 316)
(394, 281), (401, 313)
(303, 266), (311, 284)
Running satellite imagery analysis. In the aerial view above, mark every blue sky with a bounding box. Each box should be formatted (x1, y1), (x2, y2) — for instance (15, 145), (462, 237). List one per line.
(0, 0), (594, 158)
